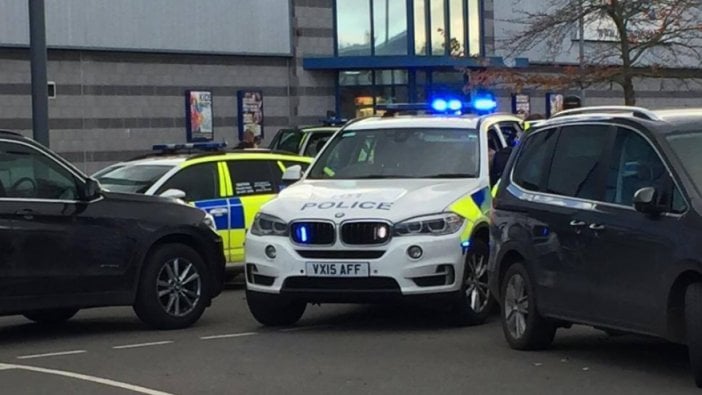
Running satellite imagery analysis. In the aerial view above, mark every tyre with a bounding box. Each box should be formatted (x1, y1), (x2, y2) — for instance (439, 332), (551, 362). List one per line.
(501, 262), (556, 350)
(133, 243), (210, 330)
(448, 238), (495, 326)
(23, 308), (79, 325)
(246, 289), (306, 326)
(685, 282), (702, 388)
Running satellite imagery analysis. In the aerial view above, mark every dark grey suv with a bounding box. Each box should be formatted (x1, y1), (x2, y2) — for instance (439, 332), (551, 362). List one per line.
(487, 106), (702, 387)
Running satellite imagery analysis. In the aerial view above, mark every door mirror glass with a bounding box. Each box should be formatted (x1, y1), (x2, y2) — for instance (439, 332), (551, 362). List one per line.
(633, 187), (664, 214)
(159, 188), (187, 200)
(82, 178), (102, 201)
(282, 165), (302, 182)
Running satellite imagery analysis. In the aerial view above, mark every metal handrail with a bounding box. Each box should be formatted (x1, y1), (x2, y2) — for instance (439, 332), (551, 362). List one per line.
(551, 106), (661, 121)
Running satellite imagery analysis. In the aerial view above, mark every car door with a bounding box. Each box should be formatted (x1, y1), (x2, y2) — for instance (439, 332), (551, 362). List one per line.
(0, 140), (136, 299)
(581, 126), (683, 333)
(154, 161), (232, 260)
(225, 159), (280, 263)
(511, 124), (615, 319)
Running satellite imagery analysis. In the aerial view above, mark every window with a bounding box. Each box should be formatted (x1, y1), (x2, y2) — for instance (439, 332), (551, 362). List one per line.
(227, 160), (277, 196)
(487, 127), (502, 152)
(271, 129), (304, 154)
(304, 132), (334, 157)
(546, 125), (612, 200)
(414, 0), (427, 55)
(373, 0), (408, 55)
(449, 0), (465, 55)
(95, 164), (172, 194)
(157, 163), (219, 202)
(337, 0), (372, 56)
(605, 128), (676, 208)
(430, 0), (446, 55)
(512, 129), (558, 192)
(308, 128), (480, 180)
(498, 122), (523, 147)
(467, 0), (481, 56)
(0, 141), (78, 200)
(668, 131), (702, 197)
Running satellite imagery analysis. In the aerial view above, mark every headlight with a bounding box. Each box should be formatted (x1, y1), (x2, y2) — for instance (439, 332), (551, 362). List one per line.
(251, 213), (288, 236)
(394, 213), (465, 236)
(202, 213), (218, 233)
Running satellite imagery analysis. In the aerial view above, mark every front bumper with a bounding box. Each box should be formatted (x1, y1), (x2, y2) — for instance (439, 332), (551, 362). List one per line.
(245, 229), (468, 303)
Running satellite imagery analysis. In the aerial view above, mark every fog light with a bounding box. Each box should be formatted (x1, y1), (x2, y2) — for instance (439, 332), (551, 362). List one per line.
(407, 245), (423, 259)
(265, 245), (277, 259)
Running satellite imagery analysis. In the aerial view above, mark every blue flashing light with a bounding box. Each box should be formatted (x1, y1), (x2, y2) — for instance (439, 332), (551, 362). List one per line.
(448, 99), (463, 111)
(299, 225), (308, 243)
(461, 240), (471, 248)
(431, 99), (448, 112)
(472, 98), (497, 112)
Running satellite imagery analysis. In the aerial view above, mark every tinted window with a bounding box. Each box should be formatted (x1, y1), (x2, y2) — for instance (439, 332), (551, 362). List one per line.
(308, 128), (480, 179)
(303, 132), (333, 157)
(606, 128), (680, 209)
(0, 141), (79, 200)
(96, 164), (172, 194)
(227, 160), (276, 196)
(499, 122), (522, 147)
(546, 125), (612, 199)
(512, 129), (558, 192)
(157, 163), (219, 201)
(271, 130), (303, 154)
(668, 132), (702, 196)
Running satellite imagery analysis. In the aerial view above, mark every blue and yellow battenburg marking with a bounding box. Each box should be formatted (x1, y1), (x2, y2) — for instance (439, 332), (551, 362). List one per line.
(194, 198), (246, 230)
(449, 186), (492, 253)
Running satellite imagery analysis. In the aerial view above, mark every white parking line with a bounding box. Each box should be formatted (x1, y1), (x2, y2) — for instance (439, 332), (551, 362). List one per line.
(279, 325), (331, 332)
(0, 363), (173, 395)
(113, 341), (174, 350)
(200, 332), (257, 340)
(17, 350), (87, 360)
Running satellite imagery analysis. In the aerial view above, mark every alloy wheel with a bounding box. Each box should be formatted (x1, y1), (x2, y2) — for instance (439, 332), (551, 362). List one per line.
(504, 273), (529, 339)
(156, 258), (202, 317)
(465, 253), (490, 313)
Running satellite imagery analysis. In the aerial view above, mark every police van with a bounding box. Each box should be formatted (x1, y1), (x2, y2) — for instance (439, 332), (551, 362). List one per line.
(94, 144), (312, 274)
(244, 98), (519, 326)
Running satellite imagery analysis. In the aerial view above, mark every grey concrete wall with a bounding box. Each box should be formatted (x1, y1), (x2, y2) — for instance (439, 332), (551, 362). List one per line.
(0, 0), (292, 55)
(0, 0), (335, 175)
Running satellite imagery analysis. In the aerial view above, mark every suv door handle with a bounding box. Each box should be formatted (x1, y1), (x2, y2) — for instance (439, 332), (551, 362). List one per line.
(589, 223), (606, 231)
(208, 208), (229, 217)
(569, 220), (586, 227)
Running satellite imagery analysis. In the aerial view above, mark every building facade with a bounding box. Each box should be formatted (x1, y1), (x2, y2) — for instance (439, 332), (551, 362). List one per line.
(0, 0), (700, 172)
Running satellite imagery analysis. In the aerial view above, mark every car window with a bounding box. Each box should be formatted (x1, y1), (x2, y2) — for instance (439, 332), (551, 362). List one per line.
(545, 125), (612, 200)
(307, 128), (480, 179)
(273, 130), (303, 154)
(487, 127), (502, 152)
(156, 162), (219, 201)
(303, 133), (333, 157)
(499, 122), (522, 147)
(668, 131), (702, 198)
(512, 128), (558, 192)
(95, 164), (172, 194)
(605, 128), (679, 209)
(0, 141), (79, 200)
(227, 160), (276, 196)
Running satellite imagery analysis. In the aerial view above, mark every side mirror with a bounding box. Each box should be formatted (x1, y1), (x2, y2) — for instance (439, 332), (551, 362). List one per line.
(82, 178), (102, 201)
(633, 187), (664, 215)
(160, 189), (187, 200)
(282, 165), (302, 182)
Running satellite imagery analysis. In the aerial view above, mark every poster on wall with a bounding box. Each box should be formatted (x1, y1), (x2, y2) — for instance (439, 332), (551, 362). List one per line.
(546, 93), (564, 117)
(237, 90), (264, 141)
(512, 94), (531, 117)
(185, 90), (213, 142)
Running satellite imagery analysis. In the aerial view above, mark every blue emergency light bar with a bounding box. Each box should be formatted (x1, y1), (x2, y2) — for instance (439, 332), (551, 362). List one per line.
(376, 94), (497, 115)
(152, 142), (227, 152)
(321, 116), (349, 126)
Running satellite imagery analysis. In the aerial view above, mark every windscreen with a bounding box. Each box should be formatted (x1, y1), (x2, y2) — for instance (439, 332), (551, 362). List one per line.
(95, 164), (173, 194)
(307, 128), (480, 179)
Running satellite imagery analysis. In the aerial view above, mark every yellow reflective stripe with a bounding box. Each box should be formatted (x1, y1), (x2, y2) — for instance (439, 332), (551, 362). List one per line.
(324, 167), (335, 177)
(215, 162), (226, 197)
(491, 181), (500, 198)
(276, 160), (286, 172)
(449, 196), (483, 222)
(184, 153), (314, 166)
(219, 162), (234, 196)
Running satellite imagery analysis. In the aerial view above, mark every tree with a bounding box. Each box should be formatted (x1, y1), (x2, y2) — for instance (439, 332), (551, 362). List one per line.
(471, 0), (702, 105)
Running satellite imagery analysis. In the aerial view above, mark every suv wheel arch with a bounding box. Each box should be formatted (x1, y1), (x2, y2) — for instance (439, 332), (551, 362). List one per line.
(667, 269), (702, 343)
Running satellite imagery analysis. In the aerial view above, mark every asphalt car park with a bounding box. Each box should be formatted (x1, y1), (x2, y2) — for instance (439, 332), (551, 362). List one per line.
(0, 287), (699, 394)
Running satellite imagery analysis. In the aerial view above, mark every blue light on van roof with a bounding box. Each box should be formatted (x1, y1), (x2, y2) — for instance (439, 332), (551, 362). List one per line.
(431, 99), (448, 112)
(448, 99), (463, 111)
(471, 91), (497, 113)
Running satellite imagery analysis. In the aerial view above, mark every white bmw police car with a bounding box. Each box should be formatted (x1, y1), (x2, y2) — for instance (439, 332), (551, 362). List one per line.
(244, 105), (514, 326)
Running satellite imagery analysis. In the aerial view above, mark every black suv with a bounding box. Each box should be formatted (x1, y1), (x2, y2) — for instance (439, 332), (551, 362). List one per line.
(487, 106), (702, 386)
(0, 130), (225, 329)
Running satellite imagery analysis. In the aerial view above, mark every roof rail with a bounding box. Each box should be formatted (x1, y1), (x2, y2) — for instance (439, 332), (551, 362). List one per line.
(0, 129), (22, 137)
(551, 106), (661, 121)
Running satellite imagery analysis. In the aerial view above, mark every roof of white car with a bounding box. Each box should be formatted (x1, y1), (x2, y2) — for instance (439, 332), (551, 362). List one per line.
(114, 157), (186, 167)
(345, 115), (481, 131)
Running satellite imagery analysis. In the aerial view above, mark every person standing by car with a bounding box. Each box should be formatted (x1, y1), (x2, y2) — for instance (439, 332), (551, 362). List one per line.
(236, 130), (256, 149)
